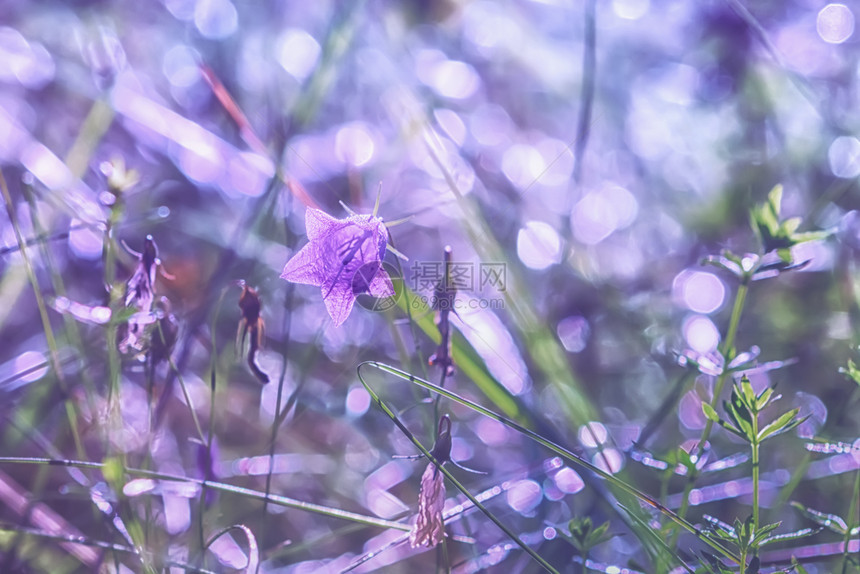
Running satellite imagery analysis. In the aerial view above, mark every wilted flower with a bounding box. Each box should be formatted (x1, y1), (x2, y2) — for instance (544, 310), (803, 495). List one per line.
(150, 296), (178, 368)
(118, 235), (162, 355)
(237, 282), (269, 383)
(410, 415), (452, 548)
(280, 208), (394, 326)
(428, 246), (455, 378)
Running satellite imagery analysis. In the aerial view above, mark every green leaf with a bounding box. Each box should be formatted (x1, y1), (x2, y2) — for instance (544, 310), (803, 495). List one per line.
(758, 408), (802, 441)
(702, 402), (720, 423)
(768, 184), (784, 216)
(724, 396), (753, 440)
(739, 376), (756, 411)
(750, 520), (781, 546)
(790, 501), (849, 534)
(782, 217), (801, 235)
(840, 358), (860, 387)
(758, 527), (822, 547)
(755, 387), (774, 410)
(587, 521), (614, 547)
(791, 557), (810, 574)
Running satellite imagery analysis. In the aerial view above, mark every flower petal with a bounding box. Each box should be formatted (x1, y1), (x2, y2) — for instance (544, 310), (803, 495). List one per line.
(321, 282), (356, 327)
(367, 267), (394, 298)
(280, 243), (325, 286)
(306, 208), (344, 241)
(282, 208), (393, 326)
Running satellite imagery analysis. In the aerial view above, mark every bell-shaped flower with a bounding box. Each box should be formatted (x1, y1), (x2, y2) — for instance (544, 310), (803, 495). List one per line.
(280, 208), (394, 326)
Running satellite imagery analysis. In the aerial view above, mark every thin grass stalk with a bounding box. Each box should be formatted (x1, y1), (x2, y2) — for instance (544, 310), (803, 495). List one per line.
(0, 457), (410, 531)
(358, 361), (742, 566)
(356, 369), (559, 573)
(841, 469), (860, 574)
(671, 280), (750, 551)
(0, 170), (87, 462)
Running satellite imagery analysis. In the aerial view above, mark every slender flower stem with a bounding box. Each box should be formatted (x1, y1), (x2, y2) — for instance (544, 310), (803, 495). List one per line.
(0, 171), (87, 462)
(359, 361), (741, 565)
(751, 435), (760, 535)
(671, 279), (750, 550)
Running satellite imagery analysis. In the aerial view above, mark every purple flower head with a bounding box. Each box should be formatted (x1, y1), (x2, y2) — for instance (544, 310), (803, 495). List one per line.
(280, 208), (394, 326)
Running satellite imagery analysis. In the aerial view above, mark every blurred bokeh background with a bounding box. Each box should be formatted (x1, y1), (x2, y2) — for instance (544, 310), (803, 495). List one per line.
(1, 0), (858, 572)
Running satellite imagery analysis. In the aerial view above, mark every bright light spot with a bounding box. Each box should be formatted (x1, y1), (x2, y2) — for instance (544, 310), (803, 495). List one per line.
(69, 220), (104, 261)
(817, 4), (855, 44)
(828, 136), (860, 178)
(679, 390), (706, 430)
(578, 422), (608, 448)
(21, 142), (73, 191)
(434, 108), (467, 146)
(276, 29), (320, 81)
(604, 186), (638, 228)
(724, 480), (740, 497)
(502, 144), (545, 188)
(463, 1), (522, 52)
(793, 392), (827, 439)
(175, 133), (223, 184)
(572, 189), (635, 245)
(506, 479), (543, 513)
(417, 51), (481, 100)
(164, 0), (195, 20)
(457, 310), (529, 395)
(554, 467), (585, 494)
(593, 449), (624, 474)
(612, 0), (650, 20)
(345, 386), (371, 416)
(534, 138), (575, 187)
(123, 478), (156, 497)
(469, 104), (513, 147)
(163, 45), (200, 88)
(91, 306), (112, 323)
(543, 527), (557, 540)
(13, 351), (48, 383)
(335, 123), (375, 167)
(0, 28), (55, 89)
(517, 220), (562, 270)
(683, 315), (720, 353)
(475, 417), (508, 446)
(673, 270), (725, 314)
(433, 60), (480, 99)
(194, 0), (238, 40)
(228, 152), (273, 197)
(557, 315), (589, 353)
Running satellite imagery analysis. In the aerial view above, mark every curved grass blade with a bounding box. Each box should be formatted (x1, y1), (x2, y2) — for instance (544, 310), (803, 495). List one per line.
(358, 360), (742, 565)
(355, 365), (559, 573)
(0, 457), (409, 533)
(204, 524), (259, 574)
(0, 523), (215, 573)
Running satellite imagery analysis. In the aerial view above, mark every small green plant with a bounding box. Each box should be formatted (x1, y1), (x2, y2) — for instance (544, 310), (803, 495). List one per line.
(562, 517), (614, 573)
(701, 375), (814, 571)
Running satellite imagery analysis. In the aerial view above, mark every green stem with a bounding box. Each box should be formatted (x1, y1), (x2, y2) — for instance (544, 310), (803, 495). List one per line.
(0, 170), (87, 462)
(358, 361), (741, 565)
(671, 280), (750, 549)
(751, 438), (760, 536)
(841, 468), (860, 574)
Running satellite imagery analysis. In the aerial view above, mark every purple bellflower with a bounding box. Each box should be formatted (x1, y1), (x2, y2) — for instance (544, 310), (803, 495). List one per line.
(280, 208), (394, 326)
